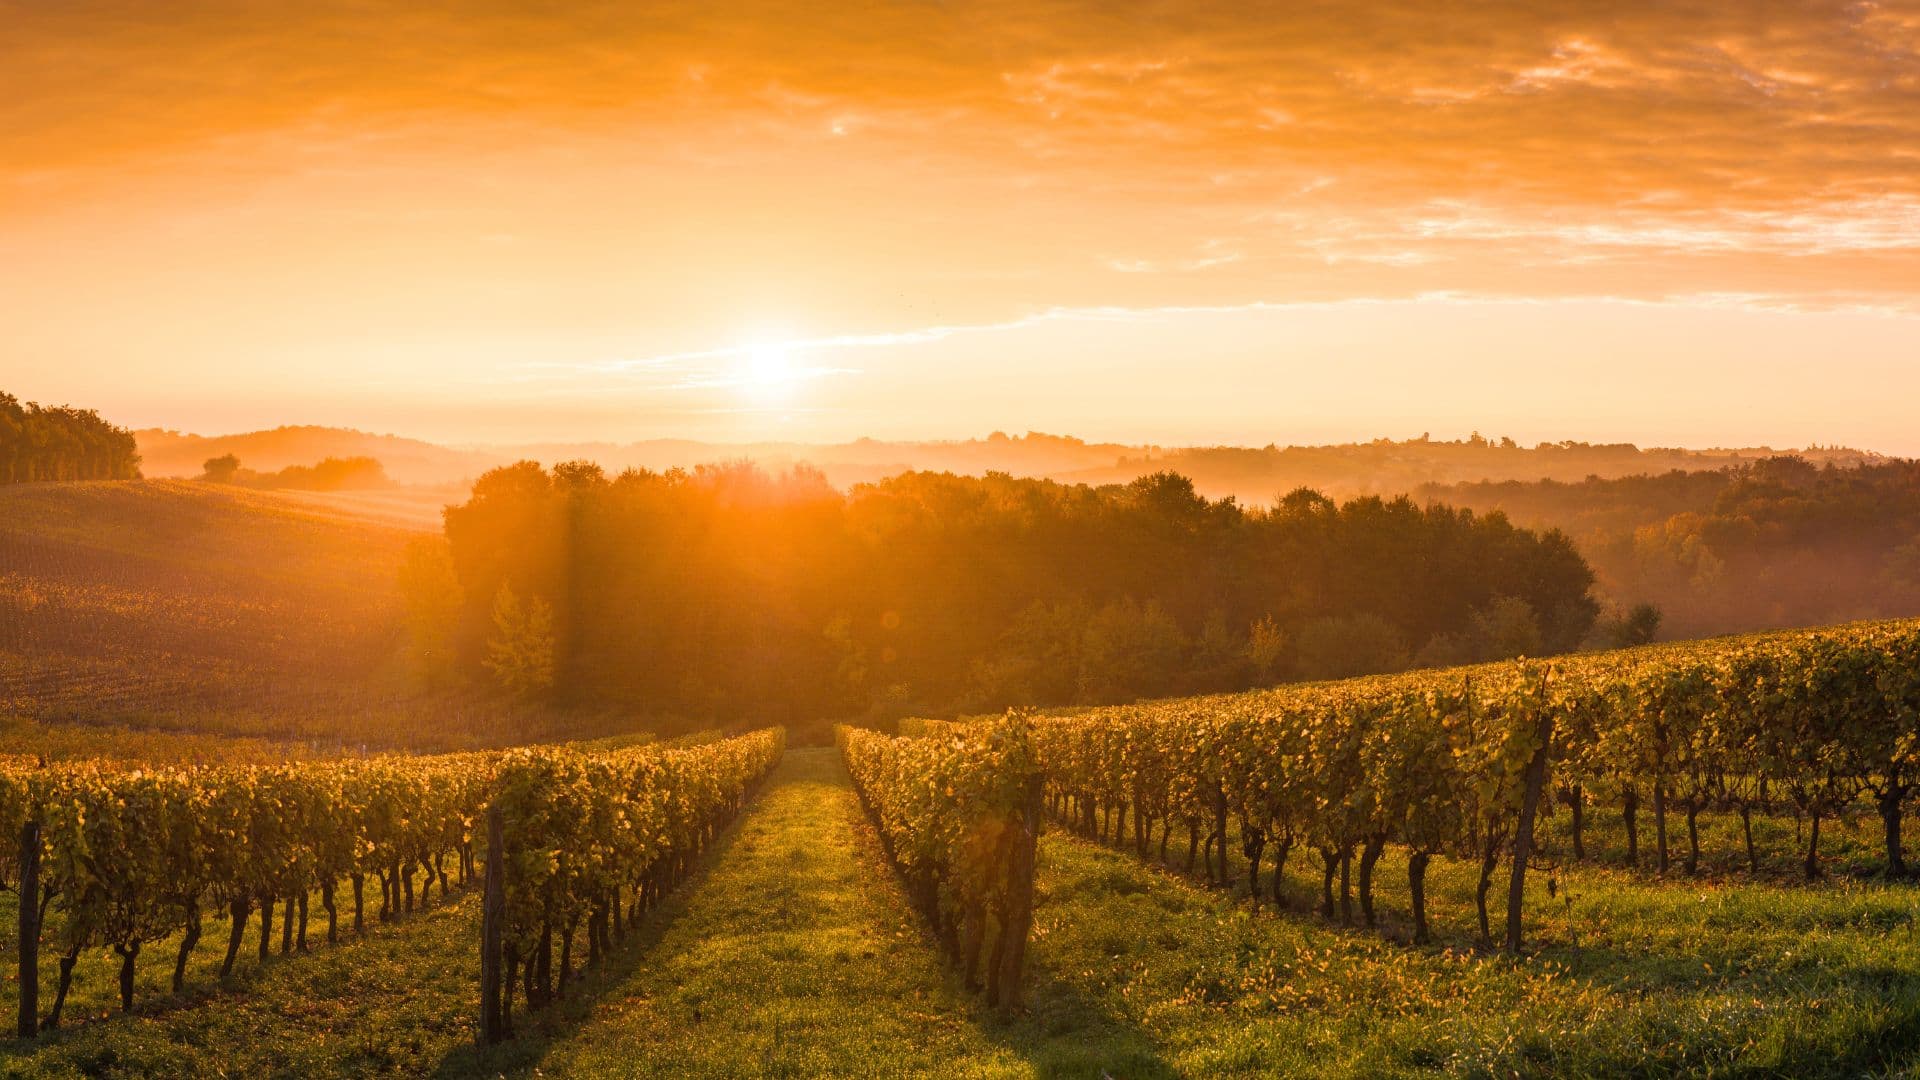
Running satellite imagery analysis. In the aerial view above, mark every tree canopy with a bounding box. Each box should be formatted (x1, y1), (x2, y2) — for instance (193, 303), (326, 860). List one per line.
(1425, 456), (1920, 637)
(0, 392), (140, 483)
(436, 462), (1598, 724)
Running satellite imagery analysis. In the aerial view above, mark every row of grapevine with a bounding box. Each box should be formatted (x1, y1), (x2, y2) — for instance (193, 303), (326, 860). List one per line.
(837, 717), (1041, 1009)
(0, 752), (491, 1029)
(0, 727), (783, 1040)
(970, 618), (1920, 951)
(480, 728), (784, 1040)
(1030, 663), (1558, 949)
(1552, 622), (1920, 879)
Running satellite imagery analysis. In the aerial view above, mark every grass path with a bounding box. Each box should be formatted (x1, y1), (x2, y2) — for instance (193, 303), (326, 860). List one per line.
(520, 746), (1109, 1078)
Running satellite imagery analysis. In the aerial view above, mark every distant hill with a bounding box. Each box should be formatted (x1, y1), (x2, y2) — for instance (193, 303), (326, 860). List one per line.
(134, 425), (1883, 502)
(136, 426), (498, 485)
(0, 480), (409, 724)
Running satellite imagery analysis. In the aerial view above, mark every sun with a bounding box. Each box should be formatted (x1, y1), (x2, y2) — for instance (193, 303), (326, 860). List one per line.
(744, 343), (796, 389)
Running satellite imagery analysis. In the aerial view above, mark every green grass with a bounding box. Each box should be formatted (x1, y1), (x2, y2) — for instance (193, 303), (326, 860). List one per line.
(1028, 831), (1920, 1077)
(1038, 792), (1920, 1077)
(8, 747), (1920, 1077)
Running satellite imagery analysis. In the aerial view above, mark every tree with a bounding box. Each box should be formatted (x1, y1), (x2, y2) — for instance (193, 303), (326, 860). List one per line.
(437, 463), (1601, 720)
(399, 537), (464, 688)
(1077, 598), (1186, 703)
(824, 613), (870, 711)
(1293, 614), (1407, 681)
(1604, 603), (1663, 648)
(0, 394), (140, 483)
(1190, 609), (1245, 690)
(1471, 596), (1544, 660)
(484, 583), (555, 698)
(969, 600), (1088, 708)
(1246, 615), (1288, 683)
(202, 454), (242, 484)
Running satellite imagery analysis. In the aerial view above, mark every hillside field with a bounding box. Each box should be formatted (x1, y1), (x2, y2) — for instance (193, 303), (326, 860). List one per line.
(0, 480), (617, 750)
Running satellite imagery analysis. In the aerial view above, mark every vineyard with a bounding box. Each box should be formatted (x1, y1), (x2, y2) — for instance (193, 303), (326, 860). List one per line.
(8, 618), (1920, 1074)
(0, 728), (782, 1042)
(984, 618), (1920, 952)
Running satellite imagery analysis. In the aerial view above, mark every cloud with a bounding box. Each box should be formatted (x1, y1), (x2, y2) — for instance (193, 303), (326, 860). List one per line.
(510, 288), (1920, 396)
(4, 0), (1919, 343)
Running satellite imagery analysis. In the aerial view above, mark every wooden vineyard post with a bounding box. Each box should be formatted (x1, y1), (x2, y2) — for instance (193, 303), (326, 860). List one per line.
(997, 774), (1044, 1013)
(1506, 705), (1556, 954)
(17, 820), (39, 1039)
(479, 804), (505, 1045)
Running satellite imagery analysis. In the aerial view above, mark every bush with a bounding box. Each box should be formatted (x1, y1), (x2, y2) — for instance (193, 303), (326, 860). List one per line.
(1293, 614), (1408, 681)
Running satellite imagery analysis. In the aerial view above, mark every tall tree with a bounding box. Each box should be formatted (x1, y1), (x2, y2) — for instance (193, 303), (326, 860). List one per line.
(483, 583), (555, 699)
(399, 537), (465, 688)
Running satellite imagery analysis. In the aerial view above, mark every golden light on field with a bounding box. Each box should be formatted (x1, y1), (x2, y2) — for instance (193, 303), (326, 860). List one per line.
(5, 1), (1920, 449)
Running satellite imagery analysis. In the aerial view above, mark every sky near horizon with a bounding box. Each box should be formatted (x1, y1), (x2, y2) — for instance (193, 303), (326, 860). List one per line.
(5, 1), (1920, 452)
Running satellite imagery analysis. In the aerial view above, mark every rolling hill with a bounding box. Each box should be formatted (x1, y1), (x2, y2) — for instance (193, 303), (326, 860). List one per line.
(0, 479), (585, 748)
(135, 424), (1881, 502)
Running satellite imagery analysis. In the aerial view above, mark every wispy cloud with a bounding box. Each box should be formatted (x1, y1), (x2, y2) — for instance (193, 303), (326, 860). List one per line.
(508, 288), (1920, 390)
(513, 311), (1147, 386)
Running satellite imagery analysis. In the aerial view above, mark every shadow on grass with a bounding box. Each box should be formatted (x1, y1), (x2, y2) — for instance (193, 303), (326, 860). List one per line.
(840, 788), (1178, 1080)
(975, 956), (1180, 1080)
(1045, 822), (1920, 1079)
(1057, 809), (1920, 955)
(0, 876), (481, 1064)
(1542, 963), (1920, 1079)
(429, 775), (771, 1079)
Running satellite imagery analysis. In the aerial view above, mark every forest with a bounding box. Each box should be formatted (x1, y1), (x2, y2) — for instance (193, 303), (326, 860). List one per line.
(0, 392), (141, 483)
(425, 461), (1599, 723)
(1425, 456), (1920, 637)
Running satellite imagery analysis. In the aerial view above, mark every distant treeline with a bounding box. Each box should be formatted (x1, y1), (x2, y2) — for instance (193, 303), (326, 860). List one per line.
(0, 392), (141, 484)
(200, 453), (393, 491)
(419, 462), (1598, 724)
(1423, 456), (1920, 638)
(133, 422), (1879, 495)
(1093, 433), (1879, 502)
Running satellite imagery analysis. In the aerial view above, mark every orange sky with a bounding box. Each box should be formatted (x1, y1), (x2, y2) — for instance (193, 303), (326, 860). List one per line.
(5, 0), (1920, 450)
